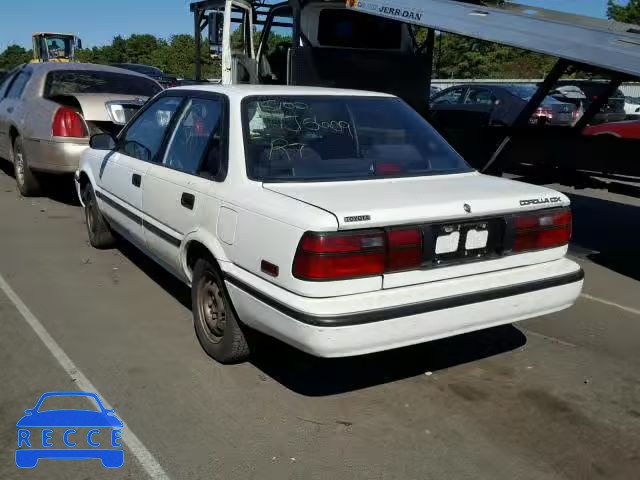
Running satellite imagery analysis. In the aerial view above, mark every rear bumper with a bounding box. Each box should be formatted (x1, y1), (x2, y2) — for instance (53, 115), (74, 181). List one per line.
(224, 258), (583, 357)
(23, 138), (88, 174)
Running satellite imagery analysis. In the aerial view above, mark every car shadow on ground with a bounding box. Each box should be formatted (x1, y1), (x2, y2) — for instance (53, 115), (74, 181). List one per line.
(0, 159), (80, 207)
(116, 238), (527, 396)
(116, 240), (192, 310)
(249, 325), (527, 396)
(568, 191), (640, 282)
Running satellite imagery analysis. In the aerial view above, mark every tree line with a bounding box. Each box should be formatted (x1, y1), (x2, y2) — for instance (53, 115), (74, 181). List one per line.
(1, 1), (638, 77)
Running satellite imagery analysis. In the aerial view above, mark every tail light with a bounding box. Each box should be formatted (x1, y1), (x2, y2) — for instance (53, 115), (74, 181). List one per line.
(533, 107), (554, 119)
(52, 107), (87, 138)
(513, 208), (572, 253)
(387, 229), (423, 272)
(293, 228), (423, 281)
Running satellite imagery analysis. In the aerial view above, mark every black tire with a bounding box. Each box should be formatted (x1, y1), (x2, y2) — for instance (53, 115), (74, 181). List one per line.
(82, 183), (116, 249)
(13, 136), (41, 197)
(192, 258), (250, 364)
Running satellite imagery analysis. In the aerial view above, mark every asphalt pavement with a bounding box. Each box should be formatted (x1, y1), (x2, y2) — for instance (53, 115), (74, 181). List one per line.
(1, 163), (639, 480)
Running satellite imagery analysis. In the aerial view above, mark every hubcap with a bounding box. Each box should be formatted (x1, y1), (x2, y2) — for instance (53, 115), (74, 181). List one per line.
(198, 272), (226, 343)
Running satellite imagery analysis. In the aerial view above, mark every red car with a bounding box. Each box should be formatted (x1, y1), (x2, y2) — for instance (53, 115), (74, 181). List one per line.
(583, 120), (640, 139)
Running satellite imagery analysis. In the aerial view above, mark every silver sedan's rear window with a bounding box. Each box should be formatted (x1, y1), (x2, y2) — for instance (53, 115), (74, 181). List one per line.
(242, 95), (472, 182)
(44, 70), (162, 98)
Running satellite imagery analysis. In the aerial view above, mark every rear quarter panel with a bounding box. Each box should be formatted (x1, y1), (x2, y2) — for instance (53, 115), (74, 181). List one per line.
(220, 185), (383, 297)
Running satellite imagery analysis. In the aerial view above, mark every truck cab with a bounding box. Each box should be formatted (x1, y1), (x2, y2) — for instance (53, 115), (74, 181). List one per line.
(204, 0), (429, 111)
(31, 32), (82, 63)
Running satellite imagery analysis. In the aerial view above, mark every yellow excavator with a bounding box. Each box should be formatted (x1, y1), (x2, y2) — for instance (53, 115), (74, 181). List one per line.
(31, 32), (82, 63)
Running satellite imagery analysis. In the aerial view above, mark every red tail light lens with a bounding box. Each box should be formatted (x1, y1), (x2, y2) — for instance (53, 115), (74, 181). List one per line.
(387, 228), (423, 272)
(293, 228), (424, 281)
(294, 231), (385, 280)
(513, 208), (572, 252)
(52, 107), (87, 138)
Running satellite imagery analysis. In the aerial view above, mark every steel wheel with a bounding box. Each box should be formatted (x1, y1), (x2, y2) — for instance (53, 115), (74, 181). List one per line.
(197, 270), (226, 344)
(85, 194), (97, 234)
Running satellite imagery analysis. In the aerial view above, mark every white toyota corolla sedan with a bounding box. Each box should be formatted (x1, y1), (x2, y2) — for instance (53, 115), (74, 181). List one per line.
(75, 85), (583, 364)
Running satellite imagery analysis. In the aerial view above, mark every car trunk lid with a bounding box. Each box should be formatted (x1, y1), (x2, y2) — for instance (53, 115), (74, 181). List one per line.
(266, 172), (571, 288)
(264, 172), (568, 229)
(51, 93), (148, 122)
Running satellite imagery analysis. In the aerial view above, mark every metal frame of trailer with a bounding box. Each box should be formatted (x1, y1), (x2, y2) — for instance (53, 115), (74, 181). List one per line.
(190, 0), (640, 174)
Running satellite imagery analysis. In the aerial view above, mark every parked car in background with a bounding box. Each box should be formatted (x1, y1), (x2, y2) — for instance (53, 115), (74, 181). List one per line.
(76, 85), (583, 364)
(552, 80), (627, 124)
(624, 97), (640, 117)
(111, 63), (178, 89)
(0, 63), (162, 196)
(430, 84), (577, 126)
(583, 119), (640, 139)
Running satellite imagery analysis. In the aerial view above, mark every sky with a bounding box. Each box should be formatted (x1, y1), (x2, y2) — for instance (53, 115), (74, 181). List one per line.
(0, 0), (626, 52)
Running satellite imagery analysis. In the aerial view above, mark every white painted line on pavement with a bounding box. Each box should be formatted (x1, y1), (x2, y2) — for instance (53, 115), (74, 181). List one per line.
(0, 273), (170, 480)
(580, 293), (640, 316)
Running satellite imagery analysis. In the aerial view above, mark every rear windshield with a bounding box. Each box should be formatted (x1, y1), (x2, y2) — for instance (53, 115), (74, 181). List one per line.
(242, 96), (471, 182)
(317, 9), (402, 49)
(503, 84), (537, 100)
(45, 70), (162, 97)
(114, 64), (163, 76)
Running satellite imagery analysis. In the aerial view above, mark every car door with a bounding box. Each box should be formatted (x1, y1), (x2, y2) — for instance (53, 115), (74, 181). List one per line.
(429, 86), (467, 127)
(462, 87), (498, 125)
(96, 95), (183, 247)
(0, 68), (26, 158)
(142, 93), (228, 277)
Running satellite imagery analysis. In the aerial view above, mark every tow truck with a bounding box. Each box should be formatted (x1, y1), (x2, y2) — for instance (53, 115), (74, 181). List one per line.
(31, 32), (82, 63)
(189, 0), (640, 179)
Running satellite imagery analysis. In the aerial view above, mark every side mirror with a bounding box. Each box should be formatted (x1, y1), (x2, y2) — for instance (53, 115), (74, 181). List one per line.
(24, 409), (33, 414)
(77, 38), (83, 50)
(90, 133), (116, 150)
(208, 11), (224, 55)
(105, 409), (116, 415)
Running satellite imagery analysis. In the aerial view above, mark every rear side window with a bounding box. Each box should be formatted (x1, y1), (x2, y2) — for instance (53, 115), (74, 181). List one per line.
(0, 70), (19, 99)
(317, 9), (402, 49)
(163, 97), (225, 177)
(242, 95), (471, 182)
(6, 71), (30, 99)
(44, 70), (162, 97)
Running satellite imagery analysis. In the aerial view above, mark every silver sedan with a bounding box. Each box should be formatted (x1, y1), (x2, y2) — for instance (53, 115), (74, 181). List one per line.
(0, 63), (162, 196)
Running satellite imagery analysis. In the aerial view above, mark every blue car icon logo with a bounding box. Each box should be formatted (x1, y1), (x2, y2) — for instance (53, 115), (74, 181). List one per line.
(16, 391), (124, 468)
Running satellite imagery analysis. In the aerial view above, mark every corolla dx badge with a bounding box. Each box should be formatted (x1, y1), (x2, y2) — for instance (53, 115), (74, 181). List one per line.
(519, 197), (562, 206)
(15, 391), (124, 469)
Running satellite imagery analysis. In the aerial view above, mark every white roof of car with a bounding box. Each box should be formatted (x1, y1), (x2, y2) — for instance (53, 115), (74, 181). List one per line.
(170, 84), (396, 100)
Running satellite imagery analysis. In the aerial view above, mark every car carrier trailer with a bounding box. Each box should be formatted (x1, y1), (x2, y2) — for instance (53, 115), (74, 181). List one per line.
(190, 0), (640, 179)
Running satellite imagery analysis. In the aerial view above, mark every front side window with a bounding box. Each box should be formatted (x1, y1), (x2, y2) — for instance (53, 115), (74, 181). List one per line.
(317, 9), (402, 49)
(163, 97), (224, 176)
(432, 87), (466, 105)
(464, 88), (495, 106)
(45, 70), (162, 98)
(46, 36), (72, 59)
(120, 96), (182, 162)
(243, 96), (471, 182)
